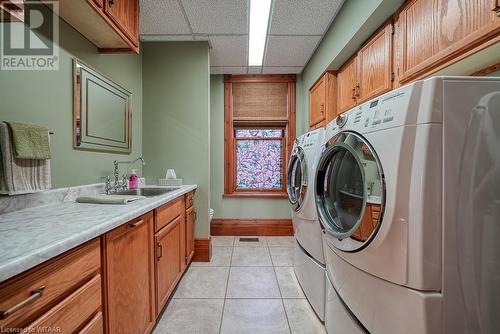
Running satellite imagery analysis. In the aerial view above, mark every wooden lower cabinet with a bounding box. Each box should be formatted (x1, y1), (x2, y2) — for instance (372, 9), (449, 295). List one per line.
(155, 215), (183, 314)
(79, 312), (104, 334)
(0, 239), (102, 333)
(0, 192), (197, 334)
(103, 212), (155, 334)
(185, 205), (196, 264)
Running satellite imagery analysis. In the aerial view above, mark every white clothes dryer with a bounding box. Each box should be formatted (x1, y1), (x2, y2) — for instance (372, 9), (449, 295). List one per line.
(316, 77), (500, 334)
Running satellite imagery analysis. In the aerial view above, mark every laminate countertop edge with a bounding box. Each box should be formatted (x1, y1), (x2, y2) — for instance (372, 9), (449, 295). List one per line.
(0, 185), (197, 283)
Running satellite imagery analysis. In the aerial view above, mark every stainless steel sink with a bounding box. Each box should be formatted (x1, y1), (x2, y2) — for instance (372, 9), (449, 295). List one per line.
(113, 187), (177, 197)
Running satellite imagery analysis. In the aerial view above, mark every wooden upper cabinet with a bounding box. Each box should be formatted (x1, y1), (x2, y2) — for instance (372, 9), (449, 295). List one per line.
(55, 0), (139, 53)
(358, 23), (393, 103)
(309, 76), (326, 127)
(324, 72), (337, 123)
(337, 56), (358, 114)
(309, 71), (337, 129)
(104, 213), (155, 334)
(398, 0), (500, 82)
(104, 0), (139, 46)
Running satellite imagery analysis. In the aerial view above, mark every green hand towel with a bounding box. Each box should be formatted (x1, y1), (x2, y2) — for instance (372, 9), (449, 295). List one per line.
(5, 122), (51, 160)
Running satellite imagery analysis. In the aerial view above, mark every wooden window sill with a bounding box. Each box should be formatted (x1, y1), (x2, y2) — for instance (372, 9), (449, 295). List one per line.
(223, 192), (288, 199)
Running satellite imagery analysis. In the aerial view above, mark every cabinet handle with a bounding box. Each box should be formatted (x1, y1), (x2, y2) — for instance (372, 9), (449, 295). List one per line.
(0, 286), (45, 320)
(351, 86), (356, 100)
(127, 219), (144, 229)
(193, 211), (197, 221)
(108, 0), (115, 7)
(157, 242), (163, 260)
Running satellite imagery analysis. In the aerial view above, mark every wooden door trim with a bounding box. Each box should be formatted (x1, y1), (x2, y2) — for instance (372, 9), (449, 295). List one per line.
(192, 237), (212, 262)
(210, 219), (294, 236)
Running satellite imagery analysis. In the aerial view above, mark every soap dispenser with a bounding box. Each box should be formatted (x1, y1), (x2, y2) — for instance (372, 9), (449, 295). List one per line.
(129, 169), (139, 189)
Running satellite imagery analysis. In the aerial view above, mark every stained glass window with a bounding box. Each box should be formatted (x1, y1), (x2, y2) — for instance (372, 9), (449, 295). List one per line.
(235, 129), (283, 190)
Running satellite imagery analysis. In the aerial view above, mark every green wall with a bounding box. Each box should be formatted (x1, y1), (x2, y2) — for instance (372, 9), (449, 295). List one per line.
(210, 75), (292, 219)
(142, 42), (211, 237)
(299, 0), (404, 134)
(0, 17), (143, 187)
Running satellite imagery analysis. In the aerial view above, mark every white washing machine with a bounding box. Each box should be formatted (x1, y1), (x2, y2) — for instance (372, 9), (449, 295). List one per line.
(315, 77), (500, 334)
(287, 127), (326, 320)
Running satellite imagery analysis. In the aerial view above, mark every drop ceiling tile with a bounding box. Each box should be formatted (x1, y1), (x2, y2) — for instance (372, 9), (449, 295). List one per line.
(180, 0), (248, 34)
(264, 35), (322, 67)
(140, 0), (191, 35)
(269, 0), (344, 35)
(209, 35), (247, 67)
(248, 67), (262, 74)
(141, 35), (194, 42)
(262, 66), (303, 74)
(211, 66), (248, 75)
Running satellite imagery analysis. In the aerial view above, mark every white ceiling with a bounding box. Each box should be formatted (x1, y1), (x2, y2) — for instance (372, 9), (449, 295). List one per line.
(140, 0), (345, 75)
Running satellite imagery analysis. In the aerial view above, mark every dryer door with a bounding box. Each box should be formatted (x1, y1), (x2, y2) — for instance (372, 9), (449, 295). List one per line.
(287, 146), (308, 211)
(315, 131), (385, 252)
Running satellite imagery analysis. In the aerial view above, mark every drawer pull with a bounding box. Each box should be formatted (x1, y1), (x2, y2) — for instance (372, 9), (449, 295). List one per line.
(127, 219), (144, 229)
(0, 286), (45, 320)
(157, 242), (163, 260)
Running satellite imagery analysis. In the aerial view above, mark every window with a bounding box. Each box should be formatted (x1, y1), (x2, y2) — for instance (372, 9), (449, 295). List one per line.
(224, 75), (296, 198)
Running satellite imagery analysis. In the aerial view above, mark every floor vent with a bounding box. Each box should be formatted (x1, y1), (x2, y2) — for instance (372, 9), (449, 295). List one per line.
(239, 237), (259, 242)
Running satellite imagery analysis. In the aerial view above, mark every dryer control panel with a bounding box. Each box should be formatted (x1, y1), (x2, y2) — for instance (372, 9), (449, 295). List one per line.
(330, 82), (421, 135)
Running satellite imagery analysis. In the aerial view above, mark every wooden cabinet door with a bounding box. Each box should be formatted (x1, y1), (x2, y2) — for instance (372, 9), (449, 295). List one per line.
(324, 71), (337, 123)
(155, 216), (182, 314)
(399, 0), (500, 82)
(337, 56), (358, 114)
(104, 0), (139, 46)
(185, 206), (195, 265)
(358, 23), (393, 103)
(309, 76), (326, 127)
(104, 213), (155, 334)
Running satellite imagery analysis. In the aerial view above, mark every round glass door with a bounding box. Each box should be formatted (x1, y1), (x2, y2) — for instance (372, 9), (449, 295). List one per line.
(315, 131), (385, 252)
(287, 146), (308, 211)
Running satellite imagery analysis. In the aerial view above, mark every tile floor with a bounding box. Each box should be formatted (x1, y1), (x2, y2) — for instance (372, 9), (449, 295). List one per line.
(153, 236), (326, 334)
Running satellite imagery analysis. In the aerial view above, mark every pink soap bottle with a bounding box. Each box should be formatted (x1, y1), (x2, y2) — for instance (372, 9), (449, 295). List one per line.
(129, 169), (139, 189)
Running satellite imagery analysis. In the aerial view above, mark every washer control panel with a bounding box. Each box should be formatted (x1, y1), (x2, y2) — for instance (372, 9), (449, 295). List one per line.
(297, 129), (321, 148)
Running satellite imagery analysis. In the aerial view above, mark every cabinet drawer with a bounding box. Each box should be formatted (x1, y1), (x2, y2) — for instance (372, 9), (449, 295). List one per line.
(0, 239), (100, 329)
(27, 275), (102, 333)
(79, 311), (103, 334)
(156, 197), (184, 232)
(185, 191), (195, 209)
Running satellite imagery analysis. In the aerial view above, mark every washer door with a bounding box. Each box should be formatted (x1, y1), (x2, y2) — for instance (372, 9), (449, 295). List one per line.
(287, 146), (308, 211)
(315, 132), (385, 252)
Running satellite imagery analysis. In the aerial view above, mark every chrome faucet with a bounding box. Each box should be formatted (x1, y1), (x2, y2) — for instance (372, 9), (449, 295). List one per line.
(105, 157), (146, 194)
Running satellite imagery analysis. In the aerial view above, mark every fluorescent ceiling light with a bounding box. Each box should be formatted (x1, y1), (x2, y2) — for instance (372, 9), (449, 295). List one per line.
(248, 0), (272, 66)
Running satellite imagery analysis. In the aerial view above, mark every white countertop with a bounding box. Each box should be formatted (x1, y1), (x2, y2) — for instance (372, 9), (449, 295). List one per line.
(0, 185), (196, 283)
